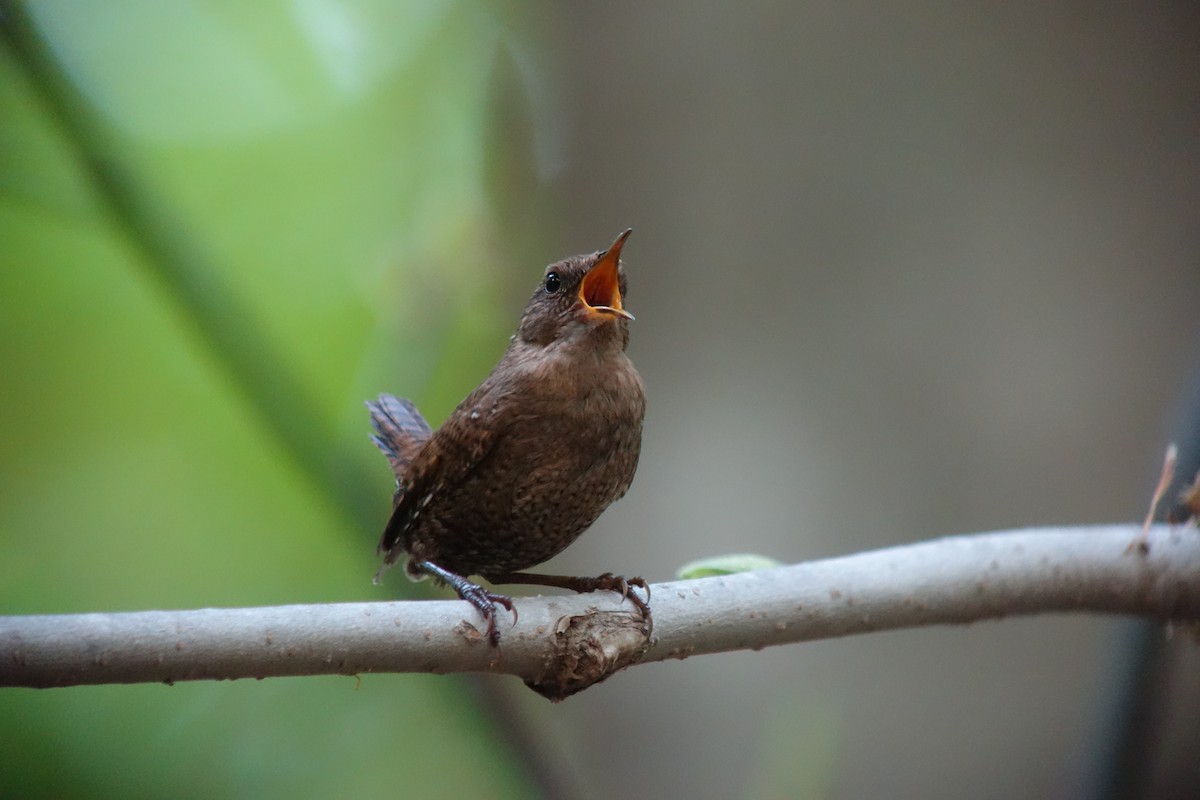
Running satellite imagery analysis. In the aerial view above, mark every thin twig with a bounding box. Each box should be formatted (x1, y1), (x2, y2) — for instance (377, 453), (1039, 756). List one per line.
(3, 525), (1197, 700)
(1130, 443), (1177, 553)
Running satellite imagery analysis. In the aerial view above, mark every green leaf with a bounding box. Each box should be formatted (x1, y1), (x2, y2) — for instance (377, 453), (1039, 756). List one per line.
(675, 553), (785, 579)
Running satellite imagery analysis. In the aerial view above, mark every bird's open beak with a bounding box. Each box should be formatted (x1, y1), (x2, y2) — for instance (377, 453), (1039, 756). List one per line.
(579, 228), (635, 321)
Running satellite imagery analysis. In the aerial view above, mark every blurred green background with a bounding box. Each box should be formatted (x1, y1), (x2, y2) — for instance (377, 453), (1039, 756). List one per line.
(1, 1), (543, 796)
(3, 2), (1200, 799)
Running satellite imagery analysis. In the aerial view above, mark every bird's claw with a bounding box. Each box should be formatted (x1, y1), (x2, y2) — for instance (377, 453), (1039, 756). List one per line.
(459, 584), (517, 646)
(588, 572), (651, 617)
(481, 569), (653, 629)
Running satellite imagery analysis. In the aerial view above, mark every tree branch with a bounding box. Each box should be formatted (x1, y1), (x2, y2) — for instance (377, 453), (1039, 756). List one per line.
(3, 525), (1197, 700)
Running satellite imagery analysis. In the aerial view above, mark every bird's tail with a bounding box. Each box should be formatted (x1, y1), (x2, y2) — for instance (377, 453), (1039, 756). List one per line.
(367, 394), (432, 477)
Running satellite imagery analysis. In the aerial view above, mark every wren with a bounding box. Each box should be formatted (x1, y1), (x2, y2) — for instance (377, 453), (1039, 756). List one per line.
(369, 230), (648, 645)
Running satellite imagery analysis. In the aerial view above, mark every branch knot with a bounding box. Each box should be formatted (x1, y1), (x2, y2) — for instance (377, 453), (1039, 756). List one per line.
(525, 608), (652, 701)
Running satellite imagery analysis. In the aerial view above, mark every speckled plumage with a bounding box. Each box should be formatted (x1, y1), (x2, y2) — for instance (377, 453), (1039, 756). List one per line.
(369, 231), (647, 643)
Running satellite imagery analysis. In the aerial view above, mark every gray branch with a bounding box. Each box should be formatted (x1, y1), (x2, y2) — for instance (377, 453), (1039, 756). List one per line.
(3, 525), (1197, 700)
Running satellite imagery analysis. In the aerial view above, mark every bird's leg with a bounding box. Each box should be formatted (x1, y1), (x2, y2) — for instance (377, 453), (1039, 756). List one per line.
(412, 560), (516, 646)
(486, 571), (652, 618)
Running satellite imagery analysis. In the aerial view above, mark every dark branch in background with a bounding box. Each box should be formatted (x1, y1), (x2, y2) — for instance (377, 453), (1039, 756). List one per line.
(1094, 380), (1200, 800)
(3, 525), (1197, 701)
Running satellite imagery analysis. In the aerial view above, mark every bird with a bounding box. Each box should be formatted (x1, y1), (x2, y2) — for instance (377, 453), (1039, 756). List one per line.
(368, 229), (648, 645)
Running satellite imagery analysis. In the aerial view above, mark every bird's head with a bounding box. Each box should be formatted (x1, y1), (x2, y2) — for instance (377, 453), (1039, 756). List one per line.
(516, 229), (635, 349)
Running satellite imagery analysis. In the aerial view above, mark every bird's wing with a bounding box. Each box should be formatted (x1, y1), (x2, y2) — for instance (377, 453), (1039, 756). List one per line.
(376, 381), (509, 558)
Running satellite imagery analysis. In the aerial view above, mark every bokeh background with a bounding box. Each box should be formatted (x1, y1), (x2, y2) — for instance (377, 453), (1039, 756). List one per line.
(2, 2), (1199, 798)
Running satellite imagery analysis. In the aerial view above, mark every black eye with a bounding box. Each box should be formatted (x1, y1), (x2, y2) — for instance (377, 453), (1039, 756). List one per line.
(544, 272), (561, 294)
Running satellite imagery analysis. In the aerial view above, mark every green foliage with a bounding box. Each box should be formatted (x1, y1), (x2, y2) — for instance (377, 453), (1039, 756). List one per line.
(675, 554), (785, 580)
(0, 2), (538, 796)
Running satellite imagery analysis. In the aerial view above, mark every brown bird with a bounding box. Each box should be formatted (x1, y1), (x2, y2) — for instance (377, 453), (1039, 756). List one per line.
(368, 230), (648, 645)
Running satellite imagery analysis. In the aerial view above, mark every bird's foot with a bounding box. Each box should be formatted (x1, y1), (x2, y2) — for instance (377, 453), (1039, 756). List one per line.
(570, 572), (652, 617)
(458, 585), (517, 647)
(413, 560), (517, 646)
(487, 571), (652, 619)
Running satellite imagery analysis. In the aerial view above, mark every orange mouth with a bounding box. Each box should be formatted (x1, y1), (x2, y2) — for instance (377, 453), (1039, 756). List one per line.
(579, 229), (634, 320)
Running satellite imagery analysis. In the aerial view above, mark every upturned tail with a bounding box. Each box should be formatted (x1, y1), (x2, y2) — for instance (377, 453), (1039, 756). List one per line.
(367, 394), (432, 478)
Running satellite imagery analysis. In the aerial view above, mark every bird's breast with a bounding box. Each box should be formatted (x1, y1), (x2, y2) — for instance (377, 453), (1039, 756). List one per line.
(403, 339), (645, 575)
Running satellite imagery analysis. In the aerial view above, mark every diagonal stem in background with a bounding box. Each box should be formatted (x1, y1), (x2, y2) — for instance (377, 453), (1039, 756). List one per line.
(0, 1), (374, 522)
(0, 5), (565, 793)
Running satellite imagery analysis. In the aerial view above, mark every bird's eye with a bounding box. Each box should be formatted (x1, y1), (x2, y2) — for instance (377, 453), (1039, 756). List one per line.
(544, 272), (561, 294)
